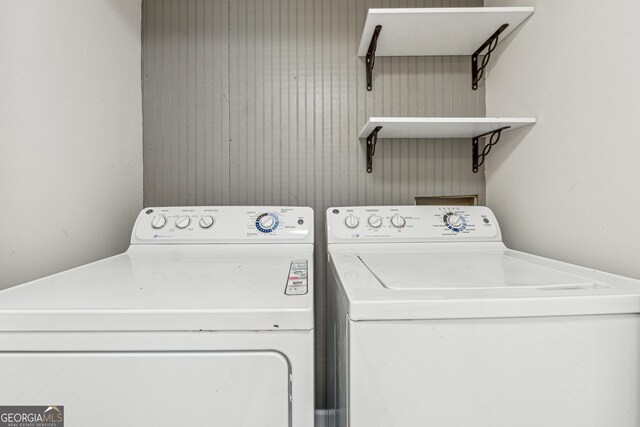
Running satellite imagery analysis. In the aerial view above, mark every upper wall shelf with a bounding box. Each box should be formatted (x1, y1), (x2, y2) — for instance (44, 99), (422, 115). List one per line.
(358, 7), (535, 91)
(359, 117), (536, 173)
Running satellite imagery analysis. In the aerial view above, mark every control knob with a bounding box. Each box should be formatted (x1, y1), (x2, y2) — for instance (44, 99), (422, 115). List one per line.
(150, 215), (167, 229)
(344, 214), (359, 229)
(199, 215), (215, 229)
(448, 215), (464, 228)
(175, 215), (191, 229)
(390, 213), (406, 228)
(368, 215), (383, 228)
(259, 215), (276, 229)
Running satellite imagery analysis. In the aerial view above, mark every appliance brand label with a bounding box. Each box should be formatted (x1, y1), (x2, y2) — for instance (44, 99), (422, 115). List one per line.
(0, 406), (63, 427)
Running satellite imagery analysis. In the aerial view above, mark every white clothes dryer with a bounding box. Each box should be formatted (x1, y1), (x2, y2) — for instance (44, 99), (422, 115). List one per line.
(326, 205), (640, 427)
(0, 206), (314, 427)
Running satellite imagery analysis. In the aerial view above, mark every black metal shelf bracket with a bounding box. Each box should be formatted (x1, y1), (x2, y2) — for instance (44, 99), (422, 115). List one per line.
(366, 25), (382, 91)
(472, 23), (509, 90)
(472, 126), (510, 173)
(366, 126), (383, 173)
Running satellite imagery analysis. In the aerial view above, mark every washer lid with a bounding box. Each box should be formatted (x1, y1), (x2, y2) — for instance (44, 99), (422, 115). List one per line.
(330, 247), (640, 320)
(359, 251), (597, 290)
(0, 245), (313, 332)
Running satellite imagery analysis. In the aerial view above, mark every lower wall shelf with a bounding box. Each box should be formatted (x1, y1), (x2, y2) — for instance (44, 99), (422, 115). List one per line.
(358, 117), (536, 173)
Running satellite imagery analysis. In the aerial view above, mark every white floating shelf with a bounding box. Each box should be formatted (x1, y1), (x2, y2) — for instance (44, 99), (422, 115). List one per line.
(359, 7), (534, 90)
(359, 117), (536, 140)
(358, 7), (534, 57)
(359, 117), (536, 173)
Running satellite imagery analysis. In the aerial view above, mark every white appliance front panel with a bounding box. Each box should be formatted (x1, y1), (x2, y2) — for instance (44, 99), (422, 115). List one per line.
(326, 206), (500, 243)
(0, 330), (315, 427)
(132, 206), (313, 244)
(0, 351), (289, 427)
(347, 314), (640, 427)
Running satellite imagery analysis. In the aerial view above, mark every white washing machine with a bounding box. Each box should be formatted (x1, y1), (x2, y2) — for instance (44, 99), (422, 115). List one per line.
(326, 205), (640, 427)
(0, 206), (314, 427)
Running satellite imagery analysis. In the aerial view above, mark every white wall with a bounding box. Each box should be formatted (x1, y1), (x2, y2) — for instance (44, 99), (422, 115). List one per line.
(0, 1), (142, 289)
(485, 0), (640, 278)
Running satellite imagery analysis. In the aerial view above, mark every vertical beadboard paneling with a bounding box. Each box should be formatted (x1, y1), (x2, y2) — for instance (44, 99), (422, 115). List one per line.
(143, 0), (229, 206)
(142, 0), (484, 408)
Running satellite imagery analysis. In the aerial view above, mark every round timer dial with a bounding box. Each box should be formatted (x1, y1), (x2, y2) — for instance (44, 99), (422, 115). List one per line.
(443, 212), (467, 233)
(256, 212), (280, 233)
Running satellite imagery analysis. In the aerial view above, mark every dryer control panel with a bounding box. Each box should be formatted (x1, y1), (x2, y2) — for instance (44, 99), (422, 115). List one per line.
(132, 206), (313, 244)
(326, 206), (501, 243)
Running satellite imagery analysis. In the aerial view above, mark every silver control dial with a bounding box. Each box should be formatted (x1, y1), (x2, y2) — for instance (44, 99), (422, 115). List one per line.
(151, 215), (167, 229)
(344, 214), (359, 229)
(199, 215), (215, 229)
(368, 215), (383, 228)
(443, 212), (467, 232)
(390, 213), (406, 228)
(259, 215), (276, 229)
(175, 215), (191, 229)
(448, 215), (464, 228)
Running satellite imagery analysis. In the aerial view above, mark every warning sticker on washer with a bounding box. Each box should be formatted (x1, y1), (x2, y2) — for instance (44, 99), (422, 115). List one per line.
(285, 260), (308, 295)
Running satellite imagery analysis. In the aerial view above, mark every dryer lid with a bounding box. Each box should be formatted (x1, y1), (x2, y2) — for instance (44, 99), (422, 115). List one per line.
(0, 245), (313, 332)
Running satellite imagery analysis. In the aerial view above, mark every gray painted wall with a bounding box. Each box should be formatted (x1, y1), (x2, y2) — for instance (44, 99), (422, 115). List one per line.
(142, 0), (484, 407)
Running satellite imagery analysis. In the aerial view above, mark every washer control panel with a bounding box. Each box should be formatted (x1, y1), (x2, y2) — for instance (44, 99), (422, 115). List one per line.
(132, 206), (313, 244)
(327, 206), (500, 243)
